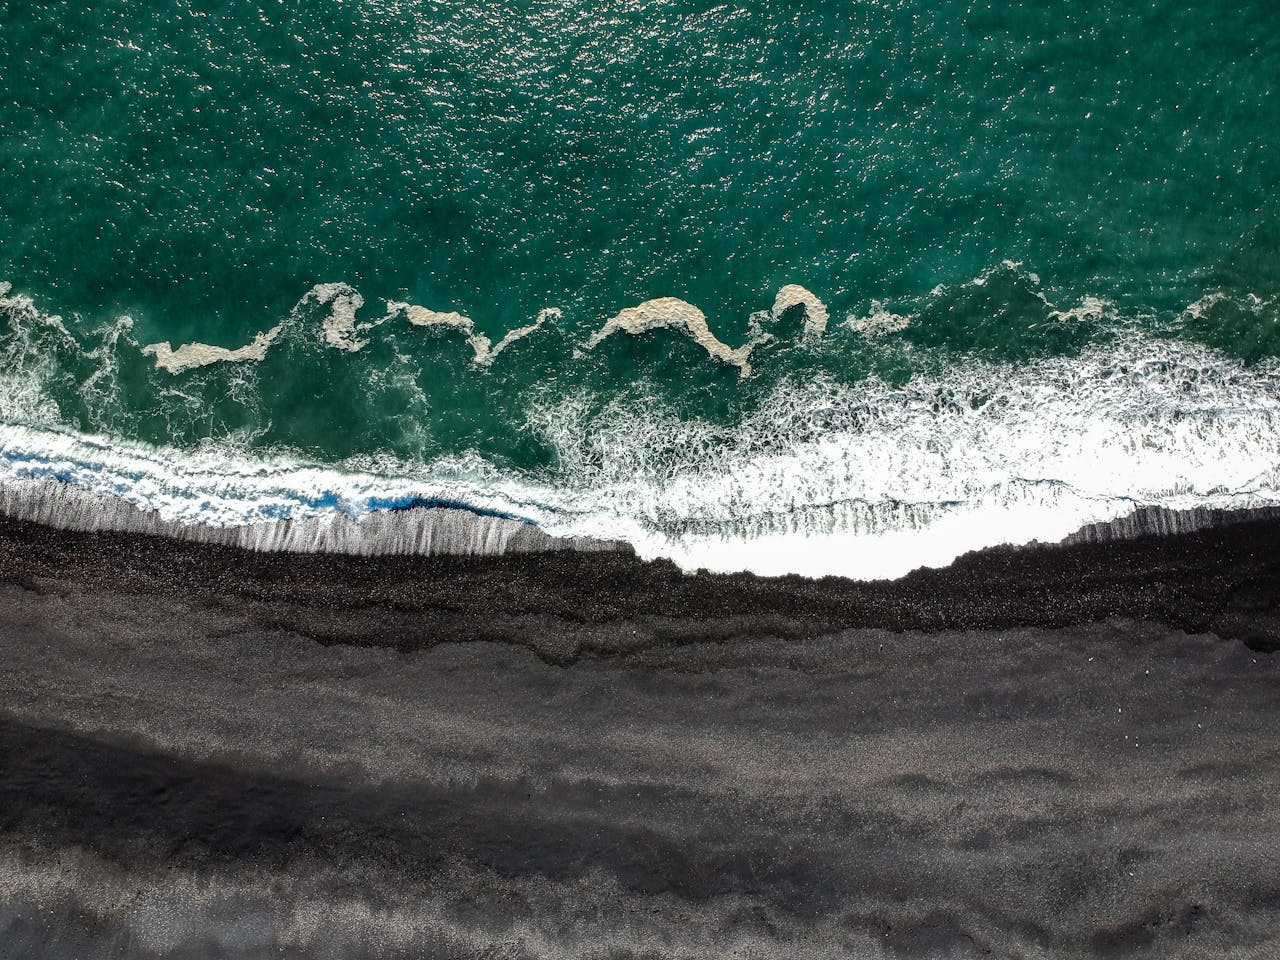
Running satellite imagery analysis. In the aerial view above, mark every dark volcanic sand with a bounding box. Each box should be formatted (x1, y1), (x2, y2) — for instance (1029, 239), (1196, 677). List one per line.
(0, 515), (1279, 958)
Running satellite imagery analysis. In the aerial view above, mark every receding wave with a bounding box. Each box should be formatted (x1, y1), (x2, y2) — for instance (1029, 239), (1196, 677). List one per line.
(1, 325), (1279, 577)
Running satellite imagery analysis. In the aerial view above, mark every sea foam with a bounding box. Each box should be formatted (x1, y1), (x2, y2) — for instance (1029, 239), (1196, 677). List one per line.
(2, 333), (1280, 578)
(585, 297), (757, 376)
(524, 333), (1280, 577)
(389, 302), (561, 365)
(143, 327), (284, 374)
(141, 283), (369, 371)
(128, 280), (833, 378)
(583, 285), (831, 376)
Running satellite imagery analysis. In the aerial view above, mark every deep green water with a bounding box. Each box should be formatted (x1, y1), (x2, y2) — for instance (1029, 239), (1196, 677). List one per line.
(2, 0), (1279, 473)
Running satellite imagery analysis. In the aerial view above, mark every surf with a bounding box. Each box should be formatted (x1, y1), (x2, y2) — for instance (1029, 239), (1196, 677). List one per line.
(2, 323), (1280, 579)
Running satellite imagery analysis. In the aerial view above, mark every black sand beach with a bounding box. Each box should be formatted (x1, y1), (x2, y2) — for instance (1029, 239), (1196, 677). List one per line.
(1, 513), (1279, 958)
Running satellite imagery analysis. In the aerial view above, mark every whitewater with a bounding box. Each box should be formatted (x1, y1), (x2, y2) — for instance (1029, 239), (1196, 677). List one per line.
(3, 277), (1280, 578)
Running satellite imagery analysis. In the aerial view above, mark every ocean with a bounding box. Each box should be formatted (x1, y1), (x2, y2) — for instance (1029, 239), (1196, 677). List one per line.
(4, 0), (1280, 576)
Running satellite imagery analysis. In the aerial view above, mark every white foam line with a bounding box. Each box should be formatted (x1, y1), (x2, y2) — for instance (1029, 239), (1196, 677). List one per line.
(854, 261), (1121, 337)
(141, 287), (563, 374)
(1183, 290), (1273, 320)
(132, 280), (832, 378)
(1048, 295), (1110, 324)
(488, 307), (561, 362)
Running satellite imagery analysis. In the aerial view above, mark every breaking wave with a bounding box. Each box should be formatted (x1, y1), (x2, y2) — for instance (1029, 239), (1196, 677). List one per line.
(2, 308), (1280, 577)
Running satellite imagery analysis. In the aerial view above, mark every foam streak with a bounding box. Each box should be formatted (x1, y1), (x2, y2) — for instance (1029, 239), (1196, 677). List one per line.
(389, 303), (561, 365)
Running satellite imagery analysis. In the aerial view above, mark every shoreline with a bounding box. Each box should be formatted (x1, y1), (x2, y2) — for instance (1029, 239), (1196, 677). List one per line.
(2, 501), (1279, 660)
(3, 459), (1280, 571)
(0, 477), (625, 557)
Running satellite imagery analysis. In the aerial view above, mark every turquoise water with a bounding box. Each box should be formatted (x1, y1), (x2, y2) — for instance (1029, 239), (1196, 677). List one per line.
(3, 1), (1280, 575)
